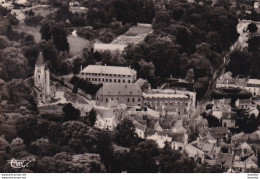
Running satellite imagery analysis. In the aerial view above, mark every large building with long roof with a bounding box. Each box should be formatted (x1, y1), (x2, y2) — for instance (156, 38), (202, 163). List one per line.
(79, 65), (137, 84)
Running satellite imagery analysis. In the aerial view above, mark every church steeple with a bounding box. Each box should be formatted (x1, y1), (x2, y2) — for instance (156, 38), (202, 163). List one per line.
(34, 51), (51, 104)
(35, 52), (45, 67)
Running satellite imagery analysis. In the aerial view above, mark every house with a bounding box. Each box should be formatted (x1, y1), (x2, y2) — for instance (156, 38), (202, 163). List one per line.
(246, 79), (260, 96)
(94, 43), (127, 53)
(145, 129), (187, 150)
(184, 144), (205, 164)
(147, 89), (196, 111)
(171, 119), (187, 133)
(201, 143), (215, 156)
(171, 132), (188, 152)
(208, 127), (229, 142)
(135, 78), (150, 92)
(235, 98), (252, 109)
(143, 92), (191, 115)
(249, 107), (259, 118)
(154, 121), (163, 131)
(69, 0), (79, 6)
(95, 109), (116, 131)
(212, 98), (231, 119)
(133, 120), (147, 139)
(245, 154), (258, 169)
(146, 131), (172, 148)
(95, 83), (143, 107)
(205, 132), (217, 145)
(73, 102), (93, 117)
(236, 142), (254, 158)
(79, 65), (137, 84)
(232, 161), (245, 172)
(216, 153), (234, 170)
(222, 111), (237, 128)
(231, 132), (248, 145)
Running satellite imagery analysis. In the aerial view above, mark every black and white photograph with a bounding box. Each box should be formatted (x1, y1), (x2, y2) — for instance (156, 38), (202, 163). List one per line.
(0, 0), (260, 176)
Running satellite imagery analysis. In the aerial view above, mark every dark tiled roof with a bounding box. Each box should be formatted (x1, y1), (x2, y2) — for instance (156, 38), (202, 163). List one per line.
(222, 111), (237, 119)
(96, 83), (142, 96)
(145, 128), (157, 136)
(209, 127), (229, 135)
(216, 153), (234, 167)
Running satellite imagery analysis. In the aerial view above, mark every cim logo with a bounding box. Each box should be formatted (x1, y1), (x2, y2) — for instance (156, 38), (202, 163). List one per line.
(7, 158), (34, 169)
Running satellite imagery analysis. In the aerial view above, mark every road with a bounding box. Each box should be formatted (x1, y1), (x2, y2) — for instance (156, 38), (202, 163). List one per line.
(188, 19), (250, 133)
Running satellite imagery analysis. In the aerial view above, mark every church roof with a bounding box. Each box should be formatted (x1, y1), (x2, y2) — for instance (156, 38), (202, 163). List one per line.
(35, 52), (45, 67)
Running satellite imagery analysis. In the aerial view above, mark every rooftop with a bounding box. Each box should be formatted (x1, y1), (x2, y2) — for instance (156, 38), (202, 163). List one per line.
(96, 83), (142, 96)
(94, 43), (127, 52)
(81, 65), (136, 76)
(216, 153), (234, 167)
(35, 52), (45, 67)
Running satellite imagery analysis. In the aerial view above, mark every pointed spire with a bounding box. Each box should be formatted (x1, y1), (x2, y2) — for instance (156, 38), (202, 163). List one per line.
(35, 52), (45, 67)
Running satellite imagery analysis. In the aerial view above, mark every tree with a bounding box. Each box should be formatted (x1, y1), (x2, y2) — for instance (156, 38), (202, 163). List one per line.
(61, 121), (98, 152)
(9, 138), (26, 157)
(51, 25), (70, 52)
(0, 36), (9, 49)
(138, 59), (155, 81)
(206, 115), (220, 128)
(62, 103), (80, 121)
(247, 23), (258, 34)
(29, 138), (60, 157)
(24, 15), (44, 26)
(127, 140), (159, 173)
(72, 84), (78, 94)
(114, 118), (140, 147)
(40, 23), (70, 52)
(97, 131), (114, 171)
(88, 109), (97, 127)
(40, 23), (52, 41)
(226, 50), (250, 77)
(158, 142), (182, 172)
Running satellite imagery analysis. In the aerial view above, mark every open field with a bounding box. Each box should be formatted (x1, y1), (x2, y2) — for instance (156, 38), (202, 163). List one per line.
(16, 23), (91, 55)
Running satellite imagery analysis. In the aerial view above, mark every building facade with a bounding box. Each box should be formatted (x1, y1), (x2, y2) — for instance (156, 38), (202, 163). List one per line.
(79, 65), (137, 84)
(95, 83), (143, 107)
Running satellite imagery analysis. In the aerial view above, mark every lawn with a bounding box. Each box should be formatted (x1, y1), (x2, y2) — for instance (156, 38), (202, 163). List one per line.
(126, 26), (152, 35)
(16, 24), (91, 56)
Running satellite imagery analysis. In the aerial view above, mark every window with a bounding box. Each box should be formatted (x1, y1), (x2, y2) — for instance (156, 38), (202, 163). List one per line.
(114, 79), (116, 82)
(110, 79), (112, 82)
(106, 79), (108, 82)
(106, 98), (108, 102)
(133, 98), (135, 102)
(118, 79), (121, 83)
(138, 98), (141, 102)
(123, 80), (125, 83)
(127, 98), (130, 102)
(128, 80), (131, 83)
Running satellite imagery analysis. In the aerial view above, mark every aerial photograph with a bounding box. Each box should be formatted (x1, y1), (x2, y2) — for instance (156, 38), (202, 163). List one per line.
(0, 0), (260, 174)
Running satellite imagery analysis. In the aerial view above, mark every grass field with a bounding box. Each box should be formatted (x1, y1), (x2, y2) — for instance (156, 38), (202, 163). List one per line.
(17, 24), (91, 56)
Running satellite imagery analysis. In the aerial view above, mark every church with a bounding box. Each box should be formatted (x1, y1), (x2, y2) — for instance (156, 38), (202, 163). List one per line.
(33, 52), (56, 104)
